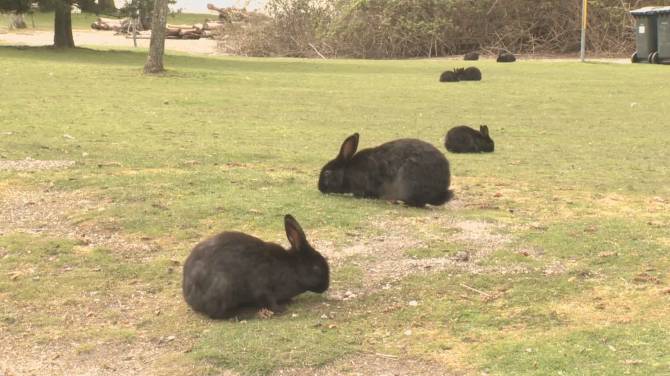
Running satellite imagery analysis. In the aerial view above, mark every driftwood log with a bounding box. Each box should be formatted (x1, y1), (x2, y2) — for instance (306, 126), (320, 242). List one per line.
(91, 17), (130, 31)
(166, 27), (181, 37)
(207, 3), (250, 22)
(203, 20), (226, 31)
(91, 17), (213, 40)
(166, 23), (203, 39)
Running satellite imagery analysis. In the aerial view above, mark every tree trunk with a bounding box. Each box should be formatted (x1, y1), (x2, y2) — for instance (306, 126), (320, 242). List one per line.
(54, 0), (74, 48)
(143, 0), (169, 74)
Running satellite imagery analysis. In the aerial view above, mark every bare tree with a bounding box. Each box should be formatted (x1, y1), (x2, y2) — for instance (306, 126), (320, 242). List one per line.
(143, 0), (169, 73)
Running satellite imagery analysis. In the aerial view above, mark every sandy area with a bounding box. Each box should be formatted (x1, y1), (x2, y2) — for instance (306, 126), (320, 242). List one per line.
(0, 29), (632, 63)
(0, 29), (221, 55)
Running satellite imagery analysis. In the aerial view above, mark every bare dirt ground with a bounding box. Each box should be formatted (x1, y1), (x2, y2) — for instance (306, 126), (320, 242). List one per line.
(275, 353), (464, 376)
(319, 203), (518, 302)
(0, 162), (530, 375)
(0, 158), (75, 172)
(0, 179), (504, 375)
(0, 184), (157, 254)
(0, 29), (221, 55)
(0, 180), (184, 376)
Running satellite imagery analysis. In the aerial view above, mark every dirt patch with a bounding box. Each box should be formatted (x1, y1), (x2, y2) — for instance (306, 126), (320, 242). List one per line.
(0, 186), (204, 376)
(543, 260), (568, 276)
(0, 275), (206, 376)
(0, 335), (205, 376)
(0, 187), (507, 375)
(314, 205), (517, 300)
(0, 187), (157, 254)
(451, 219), (508, 249)
(274, 353), (461, 376)
(1, 342), (155, 376)
(0, 159), (75, 171)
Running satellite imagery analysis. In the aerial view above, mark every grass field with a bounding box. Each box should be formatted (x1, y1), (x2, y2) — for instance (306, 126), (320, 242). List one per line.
(0, 11), (213, 31)
(0, 46), (669, 375)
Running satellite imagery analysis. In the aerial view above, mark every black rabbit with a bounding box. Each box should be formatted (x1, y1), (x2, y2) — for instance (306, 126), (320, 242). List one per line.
(318, 133), (453, 207)
(497, 53), (516, 63)
(182, 215), (329, 319)
(439, 70), (459, 82)
(464, 52), (479, 61)
(460, 67), (481, 81)
(445, 125), (495, 153)
(440, 67), (481, 82)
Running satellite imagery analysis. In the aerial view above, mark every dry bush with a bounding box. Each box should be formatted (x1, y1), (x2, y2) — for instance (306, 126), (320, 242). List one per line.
(216, 15), (269, 55)
(227, 0), (670, 58)
(214, 9), (273, 55)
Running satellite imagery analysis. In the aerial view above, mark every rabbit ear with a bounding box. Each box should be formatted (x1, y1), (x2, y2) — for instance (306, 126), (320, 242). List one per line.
(480, 125), (489, 137)
(284, 214), (307, 252)
(337, 133), (359, 162)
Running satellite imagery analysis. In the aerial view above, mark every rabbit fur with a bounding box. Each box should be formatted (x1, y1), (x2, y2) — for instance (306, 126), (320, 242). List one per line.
(445, 125), (495, 153)
(183, 215), (329, 319)
(439, 67), (481, 82)
(319, 133), (453, 207)
(497, 53), (516, 62)
(439, 70), (459, 82)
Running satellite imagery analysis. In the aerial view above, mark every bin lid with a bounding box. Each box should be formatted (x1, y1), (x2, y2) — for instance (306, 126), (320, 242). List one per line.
(653, 6), (670, 15)
(631, 6), (660, 16)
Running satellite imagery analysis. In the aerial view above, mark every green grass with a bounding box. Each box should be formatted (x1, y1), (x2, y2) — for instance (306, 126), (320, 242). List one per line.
(193, 308), (362, 374)
(482, 324), (670, 375)
(0, 46), (669, 375)
(0, 11), (214, 31)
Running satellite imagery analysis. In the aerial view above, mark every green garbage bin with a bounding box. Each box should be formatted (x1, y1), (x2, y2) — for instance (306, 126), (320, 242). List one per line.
(630, 7), (659, 63)
(653, 6), (670, 64)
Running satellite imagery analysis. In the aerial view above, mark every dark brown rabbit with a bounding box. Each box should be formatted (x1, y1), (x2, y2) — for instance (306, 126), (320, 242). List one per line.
(497, 53), (516, 63)
(318, 133), (453, 207)
(440, 67), (481, 82)
(445, 125), (495, 153)
(182, 215), (329, 319)
(464, 52), (480, 61)
(439, 70), (459, 82)
(460, 67), (481, 81)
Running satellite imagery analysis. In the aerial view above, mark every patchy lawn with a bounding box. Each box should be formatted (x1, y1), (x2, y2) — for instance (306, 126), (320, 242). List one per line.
(0, 46), (668, 375)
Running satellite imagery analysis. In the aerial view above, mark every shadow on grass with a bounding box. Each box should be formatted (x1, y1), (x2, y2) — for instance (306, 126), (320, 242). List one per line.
(0, 45), (431, 75)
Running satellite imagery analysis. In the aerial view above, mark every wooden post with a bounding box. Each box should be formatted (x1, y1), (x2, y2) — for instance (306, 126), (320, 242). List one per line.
(580, 0), (588, 62)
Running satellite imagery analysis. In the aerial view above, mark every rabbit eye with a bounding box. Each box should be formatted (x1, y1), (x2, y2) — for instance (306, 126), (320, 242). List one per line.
(323, 171), (332, 178)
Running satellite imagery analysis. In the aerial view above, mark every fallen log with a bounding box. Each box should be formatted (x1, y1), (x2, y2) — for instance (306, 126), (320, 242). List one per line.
(167, 23), (196, 29)
(180, 32), (201, 40)
(166, 27), (181, 37)
(179, 28), (202, 39)
(203, 20), (226, 31)
(90, 17), (129, 32)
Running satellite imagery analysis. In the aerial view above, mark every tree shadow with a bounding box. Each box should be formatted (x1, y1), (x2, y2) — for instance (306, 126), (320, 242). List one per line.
(0, 45), (421, 75)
